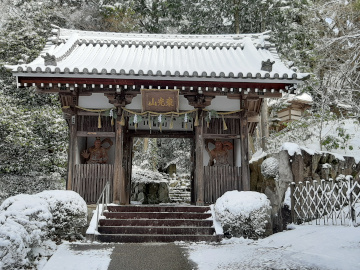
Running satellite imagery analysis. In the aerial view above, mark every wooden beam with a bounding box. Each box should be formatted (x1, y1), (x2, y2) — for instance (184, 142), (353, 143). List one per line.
(77, 131), (115, 137)
(18, 76), (292, 93)
(227, 92), (282, 99)
(203, 134), (241, 139)
(247, 115), (260, 123)
(195, 110), (205, 206)
(127, 130), (194, 138)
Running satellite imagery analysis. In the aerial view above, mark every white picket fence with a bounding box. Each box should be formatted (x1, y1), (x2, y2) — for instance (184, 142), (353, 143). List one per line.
(291, 178), (360, 225)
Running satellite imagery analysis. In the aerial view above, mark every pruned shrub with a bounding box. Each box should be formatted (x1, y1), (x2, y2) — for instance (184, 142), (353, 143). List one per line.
(215, 190), (271, 239)
(37, 190), (87, 241)
(0, 190), (87, 269)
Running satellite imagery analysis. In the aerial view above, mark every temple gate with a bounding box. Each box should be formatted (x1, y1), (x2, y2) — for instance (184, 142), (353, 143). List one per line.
(6, 28), (308, 205)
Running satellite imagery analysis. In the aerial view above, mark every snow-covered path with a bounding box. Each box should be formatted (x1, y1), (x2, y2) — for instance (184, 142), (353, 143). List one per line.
(41, 225), (360, 270)
(42, 243), (114, 270)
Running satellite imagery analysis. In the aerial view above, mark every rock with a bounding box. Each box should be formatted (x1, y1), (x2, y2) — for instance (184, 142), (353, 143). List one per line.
(167, 164), (177, 177)
(131, 182), (170, 204)
(261, 157), (279, 179)
(343, 156), (356, 176)
(249, 157), (266, 192)
(291, 152), (304, 183)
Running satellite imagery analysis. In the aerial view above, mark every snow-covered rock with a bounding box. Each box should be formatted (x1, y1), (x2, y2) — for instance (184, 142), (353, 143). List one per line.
(214, 191), (272, 239)
(261, 157), (279, 179)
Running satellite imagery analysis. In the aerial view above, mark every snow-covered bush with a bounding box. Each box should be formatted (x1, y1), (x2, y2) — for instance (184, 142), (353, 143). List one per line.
(0, 194), (52, 269)
(0, 218), (31, 269)
(261, 157), (279, 179)
(214, 191), (271, 239)
(37, 190), (88, 241)
(0, 191), (87, 269)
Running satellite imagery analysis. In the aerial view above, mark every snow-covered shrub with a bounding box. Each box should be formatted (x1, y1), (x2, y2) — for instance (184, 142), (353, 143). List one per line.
(215, 191), (271, 239)
(0, 191), (87, 269)
(0, 218), (32, 269)
(37, 190), (87, 241)
(261, 157), (279, 179)
(0, 194), (52, 269)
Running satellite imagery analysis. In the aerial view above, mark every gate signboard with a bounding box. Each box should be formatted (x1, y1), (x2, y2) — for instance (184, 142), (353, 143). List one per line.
(141, 89), (179, 112)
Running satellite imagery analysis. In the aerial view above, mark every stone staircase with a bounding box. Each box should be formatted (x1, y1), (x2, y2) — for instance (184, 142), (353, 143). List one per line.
(169, 186), (191, 203)
(96, 205), (222, 243)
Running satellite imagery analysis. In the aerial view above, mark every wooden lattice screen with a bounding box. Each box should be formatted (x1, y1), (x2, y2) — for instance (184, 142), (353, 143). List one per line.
(291, 178), (360, 225)
(73, 164), (114, 204)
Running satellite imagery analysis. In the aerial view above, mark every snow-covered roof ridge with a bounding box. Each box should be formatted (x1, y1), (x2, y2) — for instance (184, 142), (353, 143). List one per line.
(7, 28), (310, 82)
(52, 28), (273, 49)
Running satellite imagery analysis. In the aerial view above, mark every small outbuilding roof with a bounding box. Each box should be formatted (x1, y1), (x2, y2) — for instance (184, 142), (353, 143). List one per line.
(7, 28), (308, 84)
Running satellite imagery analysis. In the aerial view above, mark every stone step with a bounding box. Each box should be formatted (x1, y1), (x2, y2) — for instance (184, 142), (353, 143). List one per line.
(98, 226), (215, 235)
(169, 196), (190, 198)
(169, 194), (191, 198)
(100, 218), (214, 227)
(97, 234), (222, 243)
(104, 212), (211, 220)
(95, 205), (221, 243)
(107, 205), (209, 213)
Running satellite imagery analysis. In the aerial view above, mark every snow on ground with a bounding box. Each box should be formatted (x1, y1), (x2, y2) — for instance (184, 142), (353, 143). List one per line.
(41, 242), (114, 270)
(186, 224), (360, 270)
(42, 225), (360, 270)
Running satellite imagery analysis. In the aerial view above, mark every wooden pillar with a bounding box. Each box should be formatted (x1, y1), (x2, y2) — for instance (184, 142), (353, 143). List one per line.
(67, 114), (77, 190)
(240, 98), (250, 191)
(260, 99), (269, 151)
(195, 110), (204, 205)
(125, 137), (133, 204)
(190, 139), (196, 204)
(113, 117), (124, 204)
(120, 135), (132, 205)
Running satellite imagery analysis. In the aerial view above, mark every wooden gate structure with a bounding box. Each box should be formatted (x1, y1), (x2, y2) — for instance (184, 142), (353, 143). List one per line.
(6, 28), (308, 205)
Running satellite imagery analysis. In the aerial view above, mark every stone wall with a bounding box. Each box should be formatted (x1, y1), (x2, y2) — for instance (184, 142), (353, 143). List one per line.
(250, 147), (360, 233)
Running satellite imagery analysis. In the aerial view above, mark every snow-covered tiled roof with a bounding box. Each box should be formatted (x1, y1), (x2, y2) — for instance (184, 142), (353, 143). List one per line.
(8, 28), (309, 83)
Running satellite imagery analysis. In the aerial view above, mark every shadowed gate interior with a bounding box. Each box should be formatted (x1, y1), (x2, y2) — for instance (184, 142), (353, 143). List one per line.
(130, 137), (194, 204)
(124, 111), (245, 205)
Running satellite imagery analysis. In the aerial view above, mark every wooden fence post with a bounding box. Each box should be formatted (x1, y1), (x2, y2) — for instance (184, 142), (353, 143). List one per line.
(349, 177), (355, 224)
(290, 182), (296, 224)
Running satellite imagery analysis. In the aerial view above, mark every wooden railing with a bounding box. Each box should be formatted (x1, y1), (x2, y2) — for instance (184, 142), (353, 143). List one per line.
(73, 164), (114, 204)
(203, 166), (241, 204)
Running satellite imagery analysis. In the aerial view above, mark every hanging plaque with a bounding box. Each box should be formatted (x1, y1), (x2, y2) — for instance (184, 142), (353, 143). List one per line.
(141, 89), (179, 112)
